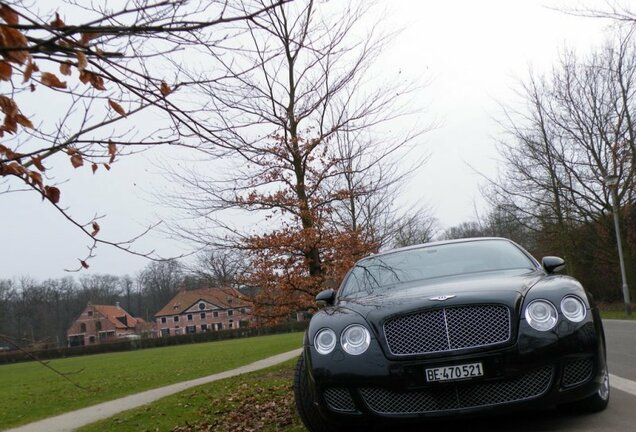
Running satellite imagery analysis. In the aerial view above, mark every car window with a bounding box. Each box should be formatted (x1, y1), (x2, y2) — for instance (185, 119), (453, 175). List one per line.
(342, 240), (535, 296)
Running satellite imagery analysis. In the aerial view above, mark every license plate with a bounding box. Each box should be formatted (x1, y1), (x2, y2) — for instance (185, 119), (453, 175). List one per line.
(425, 362), (484, 382)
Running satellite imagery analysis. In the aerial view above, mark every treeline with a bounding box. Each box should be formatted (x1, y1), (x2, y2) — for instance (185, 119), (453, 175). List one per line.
(0, 260), (212, 348)
(441, 205), (636, 305)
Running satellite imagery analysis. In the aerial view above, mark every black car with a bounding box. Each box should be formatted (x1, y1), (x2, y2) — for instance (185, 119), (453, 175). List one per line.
(294, 238), (609, 431)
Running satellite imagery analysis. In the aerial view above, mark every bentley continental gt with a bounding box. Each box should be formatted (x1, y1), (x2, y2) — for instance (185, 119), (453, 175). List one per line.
(293, 237), (609, 431)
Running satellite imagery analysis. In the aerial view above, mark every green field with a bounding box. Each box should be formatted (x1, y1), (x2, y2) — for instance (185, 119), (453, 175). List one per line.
(600, 310), (636, 320)
(80, 358), (305, 432)
(0, 332), (303, 430)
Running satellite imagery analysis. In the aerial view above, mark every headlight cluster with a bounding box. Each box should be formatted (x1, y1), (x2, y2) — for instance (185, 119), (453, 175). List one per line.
(314, 324), (371, 355)
(524, 295), (586, 331)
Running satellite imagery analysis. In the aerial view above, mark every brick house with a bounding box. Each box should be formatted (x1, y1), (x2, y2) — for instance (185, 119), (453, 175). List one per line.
(67, 303), (153, 347)
(154, 288), (253, 337)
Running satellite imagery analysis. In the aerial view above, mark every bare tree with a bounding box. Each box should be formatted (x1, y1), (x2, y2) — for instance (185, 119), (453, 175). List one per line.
(0, 0), (289, 268)
(486, 31), (636, 294)
(160, 0), (429, 321)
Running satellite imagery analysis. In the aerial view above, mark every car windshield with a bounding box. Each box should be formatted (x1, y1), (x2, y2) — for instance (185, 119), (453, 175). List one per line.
(341, 240), (536, 297)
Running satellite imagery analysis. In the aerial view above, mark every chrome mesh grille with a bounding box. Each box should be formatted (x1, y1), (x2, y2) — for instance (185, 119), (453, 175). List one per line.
(383, 305), (511, 356)
(360, 367), (553, 415)
(562, 358), (593, 387)
(323, 387), (356, 412)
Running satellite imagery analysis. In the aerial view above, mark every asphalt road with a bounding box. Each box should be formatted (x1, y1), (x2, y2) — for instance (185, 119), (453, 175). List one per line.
(394, 319), (636, 431)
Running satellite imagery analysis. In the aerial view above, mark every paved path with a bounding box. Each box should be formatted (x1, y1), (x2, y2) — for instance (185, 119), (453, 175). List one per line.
(7, 348), (302, 432)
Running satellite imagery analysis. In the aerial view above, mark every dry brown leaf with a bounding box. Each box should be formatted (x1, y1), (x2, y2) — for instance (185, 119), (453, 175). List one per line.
(22, 60), (37, 83)
(0, 94), (17, 115)
(79, 70), (105, 90)
(108, 99), (127, 117)
(91, 163), (98, 174)
(2, 114), (17, 134)
(0, 5), (19, 25)
(76, 51), (87, 71)
(44, 185), (60, 203)
(1, 162), (23, 176)
(0, 61), (11, 80)
(0, 26), (29, 64)
(40, 72), (67, 89)
(59, 62), (72, 76)
(80, 32), (100, 46)
(28, 170), (43, 189)
(160, 81), (171, 96)
(91, 222), (100, 237)
(15, 114), (32, 129)
(31, 155), (45, 172)
(70, 153), (83, 168)
(80, 260), (90, 269)
(108, 141), (117, 163)
(50, 12), (64, 28)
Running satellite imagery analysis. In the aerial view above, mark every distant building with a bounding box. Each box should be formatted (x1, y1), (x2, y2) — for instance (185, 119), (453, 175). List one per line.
(67, 303), (154, 347)
(154, 288), (253, 337)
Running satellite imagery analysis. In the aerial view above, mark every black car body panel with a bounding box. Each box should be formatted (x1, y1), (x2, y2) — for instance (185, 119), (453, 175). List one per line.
(299, 238), (608, 425)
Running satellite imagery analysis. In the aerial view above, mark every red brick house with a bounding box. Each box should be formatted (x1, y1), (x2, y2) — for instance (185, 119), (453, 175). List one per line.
(67, 303), (153, 346)
(154, 288), (253, 337)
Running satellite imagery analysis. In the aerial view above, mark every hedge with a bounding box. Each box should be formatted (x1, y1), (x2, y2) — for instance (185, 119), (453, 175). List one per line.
(0, 321), (308, 364)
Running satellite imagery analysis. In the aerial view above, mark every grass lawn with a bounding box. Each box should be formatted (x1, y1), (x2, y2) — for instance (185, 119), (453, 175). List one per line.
(0, 332), (303, 430)
(79, 358), (305, 432)
(600, 310), (636, 320)
(599, 303), (636, 320)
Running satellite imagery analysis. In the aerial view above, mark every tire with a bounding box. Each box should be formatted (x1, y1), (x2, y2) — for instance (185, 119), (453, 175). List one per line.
(293, 353), (343, 432)
(559, 367), (610, 414)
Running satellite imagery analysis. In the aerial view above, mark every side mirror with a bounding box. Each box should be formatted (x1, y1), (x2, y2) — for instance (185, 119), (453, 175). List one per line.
(542, 256), (565, 274)
(315, 289), (336, 308)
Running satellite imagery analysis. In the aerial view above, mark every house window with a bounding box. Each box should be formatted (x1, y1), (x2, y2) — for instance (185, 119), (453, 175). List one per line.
(87, 311), (93, 317)
(161, 328), (170, 336)
(161, 317), (166, 324)
(187, 314), (193, 321)
(213, 311), (219, 318)
(216, 323), (223, 330)
(229, 322), (233, 329)
(239, 320), (249, 328)
(175, 328), (182, 335)
(198, 302), (206, 310)
(227, 309), (233, 316)
(174, 316), (179, 322)
(80, 323), (86, 333)
(201, 324), (208, 332)
(241, 308), (247, 314)
(96, 321), (102, 331)
(186, 326), (196, 334)
(200, 312), (206, 319)
(88, 336), (96, 344)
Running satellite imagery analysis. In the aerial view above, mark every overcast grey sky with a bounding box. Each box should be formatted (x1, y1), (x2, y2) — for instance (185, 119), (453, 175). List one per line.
(1, 0), (616, 280)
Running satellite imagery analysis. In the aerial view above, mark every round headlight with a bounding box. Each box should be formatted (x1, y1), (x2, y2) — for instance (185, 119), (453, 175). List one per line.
(314, 328), (337, 355)
(341, 324), (371, 355)
(525, 299), (558, 331)
(561, 296), (586, 322)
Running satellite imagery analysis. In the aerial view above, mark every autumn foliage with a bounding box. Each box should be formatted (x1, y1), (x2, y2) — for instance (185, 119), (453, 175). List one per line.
(0, 4), (129, 206)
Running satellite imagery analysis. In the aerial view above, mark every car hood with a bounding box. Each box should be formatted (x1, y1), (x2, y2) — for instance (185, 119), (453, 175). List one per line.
(337, 268), (544, 324)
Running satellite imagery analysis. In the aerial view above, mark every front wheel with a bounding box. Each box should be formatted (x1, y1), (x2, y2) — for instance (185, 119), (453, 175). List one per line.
(293, 353), (343, 432)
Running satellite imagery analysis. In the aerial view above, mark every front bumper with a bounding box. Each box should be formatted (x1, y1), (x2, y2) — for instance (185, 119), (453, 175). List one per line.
(305, 313), (606, 420)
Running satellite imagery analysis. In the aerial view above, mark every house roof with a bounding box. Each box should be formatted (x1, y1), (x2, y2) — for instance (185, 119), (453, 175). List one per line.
(154, 287), (248, 317)
(92, 305), (139, 329)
